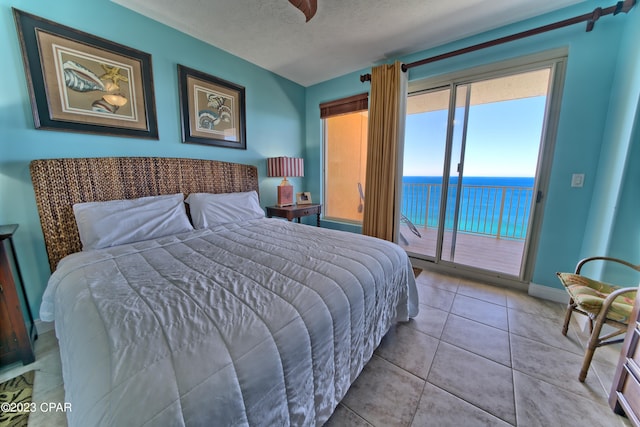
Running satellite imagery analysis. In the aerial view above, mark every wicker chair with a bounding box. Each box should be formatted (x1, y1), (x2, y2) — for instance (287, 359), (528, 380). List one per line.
(557, 256), (640, 382)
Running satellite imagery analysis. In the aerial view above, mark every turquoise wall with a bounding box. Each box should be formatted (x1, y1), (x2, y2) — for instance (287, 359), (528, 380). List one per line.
(606, 109), (640, 284)
(305, 0), (639, 289)
(1, 0), (306, 316)
(585, 3), (640, 284)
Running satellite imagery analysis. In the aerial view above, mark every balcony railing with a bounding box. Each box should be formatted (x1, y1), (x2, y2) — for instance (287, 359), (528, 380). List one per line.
(401, 182), (534, 240)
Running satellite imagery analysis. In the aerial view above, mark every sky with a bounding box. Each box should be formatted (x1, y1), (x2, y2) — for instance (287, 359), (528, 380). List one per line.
(403, 96), (547, 177)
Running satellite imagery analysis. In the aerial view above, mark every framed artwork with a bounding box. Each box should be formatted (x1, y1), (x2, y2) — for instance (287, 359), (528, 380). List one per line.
(13, 9), (158, 138)
(296, 192), (312, 205)
(178, 64), (246, 149)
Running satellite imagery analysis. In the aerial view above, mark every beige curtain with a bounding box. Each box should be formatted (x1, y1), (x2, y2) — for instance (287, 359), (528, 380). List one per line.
(362, 61), (408, 242)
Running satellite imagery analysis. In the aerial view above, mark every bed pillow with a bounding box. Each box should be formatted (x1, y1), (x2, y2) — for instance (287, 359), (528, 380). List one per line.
(73, 193), (193, 250)
(186, 191), (264, 229)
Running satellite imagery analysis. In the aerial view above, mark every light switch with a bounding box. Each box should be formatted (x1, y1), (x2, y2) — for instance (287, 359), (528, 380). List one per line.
(571, 173), (584, 188)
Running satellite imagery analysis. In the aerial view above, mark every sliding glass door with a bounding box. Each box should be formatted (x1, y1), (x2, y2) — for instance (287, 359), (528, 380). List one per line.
(401, 58), (564, 280)
(402, 87), (450, 258)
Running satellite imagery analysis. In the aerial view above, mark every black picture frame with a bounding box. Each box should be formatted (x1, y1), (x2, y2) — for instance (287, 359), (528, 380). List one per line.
(178, 64), (247, 149)
(13, 8), (158, 139)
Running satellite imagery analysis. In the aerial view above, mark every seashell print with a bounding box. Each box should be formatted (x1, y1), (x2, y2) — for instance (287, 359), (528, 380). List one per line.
(63, 60), (105, 92)
(207, 95), (226, 110)
(91, 99), (117, 114)
(218, 109), (231, 123)
(206, 96), (232, 122)
(198, 110), (218, 129)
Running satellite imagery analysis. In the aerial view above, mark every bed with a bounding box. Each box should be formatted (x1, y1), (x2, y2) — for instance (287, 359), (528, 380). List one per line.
(30, 157), (419, 427)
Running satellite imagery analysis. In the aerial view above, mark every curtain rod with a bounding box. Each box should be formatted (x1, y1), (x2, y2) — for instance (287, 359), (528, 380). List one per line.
(360, 0), (636, 82)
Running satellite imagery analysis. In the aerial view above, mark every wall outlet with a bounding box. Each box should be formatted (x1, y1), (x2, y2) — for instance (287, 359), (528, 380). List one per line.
(571, 173), (584, 187)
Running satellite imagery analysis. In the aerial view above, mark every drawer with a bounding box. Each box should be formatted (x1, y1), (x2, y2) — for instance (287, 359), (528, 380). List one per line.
(297, 207), (318, 216)
(630, 329), (640, 364)
(620, 364), (640, 417)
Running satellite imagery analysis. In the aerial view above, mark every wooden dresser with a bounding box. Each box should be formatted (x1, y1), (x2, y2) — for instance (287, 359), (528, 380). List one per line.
(610, 285), (640, 426)
(0, 224), (36, 366)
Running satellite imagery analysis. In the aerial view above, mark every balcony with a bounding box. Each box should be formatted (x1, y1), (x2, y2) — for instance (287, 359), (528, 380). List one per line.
(399, 181), (533, 277)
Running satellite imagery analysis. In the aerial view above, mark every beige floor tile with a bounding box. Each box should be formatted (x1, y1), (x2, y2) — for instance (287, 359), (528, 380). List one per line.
(456, 279), (507, 306)
(375, 324), (439, 379)
(415, 271), (460, 292)
(341, 355), (424, 427)
(592, 358), (621, 396)
(441, 314), (511, 367)
(27, 409), (68, 427)
(580, 328), (625, 394)
(325, 403), (374, 427)
(450, 293), (509, 330)
(510, 334), (608, 400)
(33, 330), (60, 359)
(504, 288), (566, 321)
(592, 339), (625, 365)
(507, 307), (585, 355)
(29, 385), (68, 427)
(427, 342), (516, 424)
(513, 371), (629, 427)
(416, 285), (455, 312)
(404, 304), (448, 339)
(567, 311), (593, 339)
(30, 368), (65, 401)
(412, 382), (512, 427)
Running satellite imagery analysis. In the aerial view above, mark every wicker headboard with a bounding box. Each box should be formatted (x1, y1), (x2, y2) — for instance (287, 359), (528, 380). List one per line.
(30, 157), (259, 272)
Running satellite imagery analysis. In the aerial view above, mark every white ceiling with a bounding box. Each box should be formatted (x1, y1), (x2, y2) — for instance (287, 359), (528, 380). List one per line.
(112, 0), (584, 87)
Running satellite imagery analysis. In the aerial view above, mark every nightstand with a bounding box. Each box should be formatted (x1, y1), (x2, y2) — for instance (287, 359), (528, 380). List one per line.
(266, 204), (322, 227)
(0, 224), (36, 366)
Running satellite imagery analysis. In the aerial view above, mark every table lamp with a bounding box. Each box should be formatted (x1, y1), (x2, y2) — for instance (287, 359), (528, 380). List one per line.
(267, 157), (304, 207)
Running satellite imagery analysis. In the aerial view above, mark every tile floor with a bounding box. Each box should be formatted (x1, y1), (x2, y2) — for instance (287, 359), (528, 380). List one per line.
(0, 269), (632, 426)
(325, 270), (632, 427)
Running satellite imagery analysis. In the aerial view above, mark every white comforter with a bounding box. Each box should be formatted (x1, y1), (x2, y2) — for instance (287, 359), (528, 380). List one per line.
(41, 219), (418, 426)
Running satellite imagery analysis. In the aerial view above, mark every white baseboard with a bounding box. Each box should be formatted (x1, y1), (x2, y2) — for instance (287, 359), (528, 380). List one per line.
(527, 282), (570, 304)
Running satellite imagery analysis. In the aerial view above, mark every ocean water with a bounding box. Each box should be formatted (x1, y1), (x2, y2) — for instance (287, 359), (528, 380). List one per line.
(401, 176), (535, 239)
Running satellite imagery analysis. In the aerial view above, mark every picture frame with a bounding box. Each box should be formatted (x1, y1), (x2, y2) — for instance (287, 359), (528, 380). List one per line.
(178, 64), (246, 149)
(296, 192), (312, 205)
(13, 9), (158, 139)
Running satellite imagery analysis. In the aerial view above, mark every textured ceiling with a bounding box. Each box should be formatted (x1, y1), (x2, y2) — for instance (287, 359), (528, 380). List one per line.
(112, 0), (584, 87)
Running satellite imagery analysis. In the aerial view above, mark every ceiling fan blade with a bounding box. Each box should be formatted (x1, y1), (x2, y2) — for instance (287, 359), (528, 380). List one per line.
(288, 0), (318, 22)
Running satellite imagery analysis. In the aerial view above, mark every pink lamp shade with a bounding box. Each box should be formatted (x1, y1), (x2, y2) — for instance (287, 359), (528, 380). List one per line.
(266, 157), (304, 179)
(267, 157), (304, 207)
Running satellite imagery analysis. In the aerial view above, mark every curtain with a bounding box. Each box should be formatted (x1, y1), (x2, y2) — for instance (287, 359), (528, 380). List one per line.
(362, 61), (408, 242)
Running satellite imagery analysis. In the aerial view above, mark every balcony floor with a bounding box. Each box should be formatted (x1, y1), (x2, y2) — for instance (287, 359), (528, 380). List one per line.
(399, 224), (526, 277)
